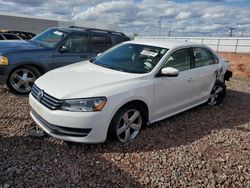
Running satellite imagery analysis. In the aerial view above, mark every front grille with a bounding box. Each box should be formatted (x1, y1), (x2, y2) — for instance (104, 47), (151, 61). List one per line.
(32, 109), (91, 137)
(31, 84), (63, 110)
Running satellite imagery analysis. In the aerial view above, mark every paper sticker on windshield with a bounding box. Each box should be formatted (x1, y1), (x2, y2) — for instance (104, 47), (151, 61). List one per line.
(141, 50), (158, 57)
(54, 31), (63, 36)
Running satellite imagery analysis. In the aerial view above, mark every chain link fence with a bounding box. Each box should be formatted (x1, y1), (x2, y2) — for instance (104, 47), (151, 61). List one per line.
(135, 36), (250, 53)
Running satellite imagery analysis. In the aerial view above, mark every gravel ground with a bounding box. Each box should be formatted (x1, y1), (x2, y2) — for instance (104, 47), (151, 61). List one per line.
(0, 78), (249, 188)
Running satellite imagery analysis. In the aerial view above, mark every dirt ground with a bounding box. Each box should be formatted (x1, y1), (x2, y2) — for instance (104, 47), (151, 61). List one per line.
(219, 52), (250, 80)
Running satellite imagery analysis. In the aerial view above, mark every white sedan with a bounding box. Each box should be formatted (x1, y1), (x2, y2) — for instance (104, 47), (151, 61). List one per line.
(29, 40), (232, 143)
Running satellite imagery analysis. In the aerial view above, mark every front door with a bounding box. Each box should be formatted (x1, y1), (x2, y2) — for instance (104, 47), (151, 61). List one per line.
(153, 48), (198, 121)
(53, 33), (91, 69)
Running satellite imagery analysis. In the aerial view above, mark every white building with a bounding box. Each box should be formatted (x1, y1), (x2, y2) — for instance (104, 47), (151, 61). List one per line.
(0, 13), (117, 34)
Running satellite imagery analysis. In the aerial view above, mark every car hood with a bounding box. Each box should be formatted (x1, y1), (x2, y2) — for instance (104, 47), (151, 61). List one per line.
(0, 40), (42, 54)
(35, 61), (144, 99)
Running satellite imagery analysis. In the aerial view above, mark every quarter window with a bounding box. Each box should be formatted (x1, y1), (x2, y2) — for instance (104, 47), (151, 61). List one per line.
(193, 47), (214, 67)
(91, 35), (112, 53)
(64, 34), (88, 53)
(163, 48), (191, 72)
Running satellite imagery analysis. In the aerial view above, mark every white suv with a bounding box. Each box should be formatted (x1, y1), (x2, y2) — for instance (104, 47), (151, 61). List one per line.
(29, 40), (231, 143)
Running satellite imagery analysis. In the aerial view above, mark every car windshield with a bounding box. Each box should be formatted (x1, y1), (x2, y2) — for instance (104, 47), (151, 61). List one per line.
(31, 28), (68, 48)
(92, 43), (168, 74)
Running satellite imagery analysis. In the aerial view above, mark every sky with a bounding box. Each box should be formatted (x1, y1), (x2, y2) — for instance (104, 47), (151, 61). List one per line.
(0, 0), (250, 36)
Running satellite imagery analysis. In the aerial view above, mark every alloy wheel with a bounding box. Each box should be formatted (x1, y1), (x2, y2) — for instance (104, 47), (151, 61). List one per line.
(116, 109), (142, 143)
(208, 85), (224, 106)
(10, 68), (36, 93)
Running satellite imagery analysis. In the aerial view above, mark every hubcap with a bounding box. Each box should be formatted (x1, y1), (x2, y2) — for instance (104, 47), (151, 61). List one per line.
(208, 85), (223, 106)
(116, 109), (142, 143)
(10, 69), (36, 93)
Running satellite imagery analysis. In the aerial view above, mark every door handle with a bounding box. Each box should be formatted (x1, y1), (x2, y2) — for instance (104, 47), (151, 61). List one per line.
(187, 77), (195, 81)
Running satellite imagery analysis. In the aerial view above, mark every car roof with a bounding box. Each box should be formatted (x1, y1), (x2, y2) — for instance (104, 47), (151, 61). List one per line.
(55, 26), (127, 36)
(128, 39), (202, 50)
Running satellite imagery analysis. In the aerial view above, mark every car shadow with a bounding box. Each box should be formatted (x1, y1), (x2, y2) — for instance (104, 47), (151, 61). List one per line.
(0, 135), (142, 187)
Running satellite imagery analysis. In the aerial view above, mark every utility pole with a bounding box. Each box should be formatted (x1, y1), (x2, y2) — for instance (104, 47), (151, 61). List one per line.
(229, 27), (236, 37)
(158, 16), (162, 36)
(168, 30), (171, 37)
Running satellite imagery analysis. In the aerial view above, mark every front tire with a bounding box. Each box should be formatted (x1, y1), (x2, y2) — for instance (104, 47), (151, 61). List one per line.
(208, 80), (226, 106)
(7, 65), (41, 95)
(109, 107), (144, 143)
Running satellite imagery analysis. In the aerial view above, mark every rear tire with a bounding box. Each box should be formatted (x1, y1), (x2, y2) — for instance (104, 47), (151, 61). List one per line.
(208, 80), (226, 106)
(7, 65), (41, 95)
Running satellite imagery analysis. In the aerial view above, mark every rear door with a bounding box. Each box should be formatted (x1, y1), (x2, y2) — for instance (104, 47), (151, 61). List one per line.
(191, 47), (221, 103)
(53, 33), (91, 68)
(90, 34), (113, 59)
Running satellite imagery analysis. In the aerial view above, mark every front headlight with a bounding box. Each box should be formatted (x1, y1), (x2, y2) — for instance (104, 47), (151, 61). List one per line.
(0, 56), (8, 65)
(59, 97), (107, 112)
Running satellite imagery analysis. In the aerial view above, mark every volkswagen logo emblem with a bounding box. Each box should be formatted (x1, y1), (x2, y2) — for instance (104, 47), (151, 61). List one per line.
(37, 90), (44, 102)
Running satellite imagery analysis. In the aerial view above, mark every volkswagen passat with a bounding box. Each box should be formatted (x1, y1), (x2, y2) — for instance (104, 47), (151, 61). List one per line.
(29, 40), (231, 143)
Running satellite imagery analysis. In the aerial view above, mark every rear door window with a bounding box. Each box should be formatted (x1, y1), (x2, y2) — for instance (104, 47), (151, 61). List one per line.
(91, 35), (112, 53)
(193, 47), (214, 68)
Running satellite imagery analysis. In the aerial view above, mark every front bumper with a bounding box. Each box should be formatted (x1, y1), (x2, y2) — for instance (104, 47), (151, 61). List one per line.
(29, 94), (111, 143)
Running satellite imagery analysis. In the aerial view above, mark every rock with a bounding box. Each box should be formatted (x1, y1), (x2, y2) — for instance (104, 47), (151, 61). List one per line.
(3, 184), (10, 188)
(6, 166), (18, 173)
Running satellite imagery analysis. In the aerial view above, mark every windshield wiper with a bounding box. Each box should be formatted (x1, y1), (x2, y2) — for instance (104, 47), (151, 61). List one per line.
(126, 70), (146, 74)
(97, 64), (126, 72)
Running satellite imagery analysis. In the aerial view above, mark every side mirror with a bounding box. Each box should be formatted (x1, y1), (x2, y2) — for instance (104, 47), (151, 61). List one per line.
(159, 67), (179, 77)
(59, 45), (69, 53)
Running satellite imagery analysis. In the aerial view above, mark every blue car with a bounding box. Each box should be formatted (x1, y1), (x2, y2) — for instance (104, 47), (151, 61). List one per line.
(0, 26), (129, 94)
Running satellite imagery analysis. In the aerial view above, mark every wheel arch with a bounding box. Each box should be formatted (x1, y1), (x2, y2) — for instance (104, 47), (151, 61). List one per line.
(106, 99), (150, 141)
(7, 63), (47, 82)
(10, 63), (47, 75)
(111, 99), (149, 126)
